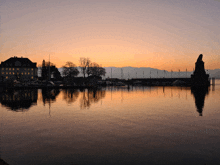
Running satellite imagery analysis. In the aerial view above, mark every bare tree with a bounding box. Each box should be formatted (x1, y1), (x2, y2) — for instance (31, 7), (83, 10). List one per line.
(79, 57), (91, 78)
(87, 62), (106, 77)
(62, 62), (79, 78)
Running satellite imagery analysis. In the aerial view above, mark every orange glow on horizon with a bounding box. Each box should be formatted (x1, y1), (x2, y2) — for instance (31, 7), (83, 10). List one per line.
(1, 50), (219, 71)
(1, 1), (220, 71)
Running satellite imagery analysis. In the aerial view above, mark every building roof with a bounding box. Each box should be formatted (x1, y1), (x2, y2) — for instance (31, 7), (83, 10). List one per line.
(0, 56), (37, 68)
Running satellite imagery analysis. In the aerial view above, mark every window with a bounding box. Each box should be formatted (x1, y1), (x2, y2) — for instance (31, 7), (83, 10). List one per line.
(17, 68), (19, 70)
(21, 73), (23, 75)
(6, 72), (8, 74)
(31, 68), (33, 71)
(25, 72), (27, 75)
(6, 68), (8, 70)
(28, 68), (30, 71)
(6, 76), (8, 79)
(31, 76), (33, 79)
(9, 72), (11, 74)
(2, 68), (4, 70)
(13, 68), (14, 70)
(13, 72), (15, 75)
(2, 72), (4, 74)
(9, 68), (11, 70)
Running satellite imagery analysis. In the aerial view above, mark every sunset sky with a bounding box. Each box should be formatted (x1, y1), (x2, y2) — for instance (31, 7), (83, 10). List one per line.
(1, 0), (220, 71)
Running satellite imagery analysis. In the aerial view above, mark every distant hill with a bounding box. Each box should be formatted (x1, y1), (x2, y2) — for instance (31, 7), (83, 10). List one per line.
(38, 67), (220, 79)
(103, 67), (191, 79)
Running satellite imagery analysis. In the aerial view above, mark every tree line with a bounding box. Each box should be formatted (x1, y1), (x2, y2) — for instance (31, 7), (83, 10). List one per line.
(39, 57), (106, 80)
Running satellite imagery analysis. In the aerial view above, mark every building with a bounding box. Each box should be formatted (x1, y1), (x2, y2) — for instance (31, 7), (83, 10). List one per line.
(0, 56), (37, 81)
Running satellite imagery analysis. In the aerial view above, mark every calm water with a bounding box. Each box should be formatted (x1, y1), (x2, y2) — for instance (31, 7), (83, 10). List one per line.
(1, 80), (220, 165)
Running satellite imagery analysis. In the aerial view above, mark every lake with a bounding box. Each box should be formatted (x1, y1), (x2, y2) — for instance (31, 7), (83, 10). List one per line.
(1, 80), (220, 165)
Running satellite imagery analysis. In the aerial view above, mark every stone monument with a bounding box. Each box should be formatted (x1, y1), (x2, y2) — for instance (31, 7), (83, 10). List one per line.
(191, 54), (210, 86)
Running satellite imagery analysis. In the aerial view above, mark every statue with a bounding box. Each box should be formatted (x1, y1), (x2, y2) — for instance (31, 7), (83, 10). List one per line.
(191, 54), (210, 86)
(197, 54), (203, 62)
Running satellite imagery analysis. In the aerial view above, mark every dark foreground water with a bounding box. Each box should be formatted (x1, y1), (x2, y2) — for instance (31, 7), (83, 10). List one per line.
(1, 80), (220, 165)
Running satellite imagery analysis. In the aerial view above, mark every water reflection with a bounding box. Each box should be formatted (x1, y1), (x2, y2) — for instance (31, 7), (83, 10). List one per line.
(80, 89), (106, 109)
(41, 88), (60, 105)
(0, 89), (37, 111)
(0, 86), (213, 115)
(62, 89), (79, 104)
(191, 87), (209, 116)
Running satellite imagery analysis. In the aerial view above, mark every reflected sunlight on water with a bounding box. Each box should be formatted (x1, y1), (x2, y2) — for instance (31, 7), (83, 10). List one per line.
(1, 80), (220, 165)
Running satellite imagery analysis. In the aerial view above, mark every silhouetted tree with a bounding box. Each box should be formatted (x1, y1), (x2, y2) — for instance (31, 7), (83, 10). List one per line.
(51, 67), (61, 80)
(62, 62), (79, 78)
(79, 57), (91, 78)
(39, 60), (61, 80)
(41, 60), (47, 80)
(87, 62), (106, 77)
